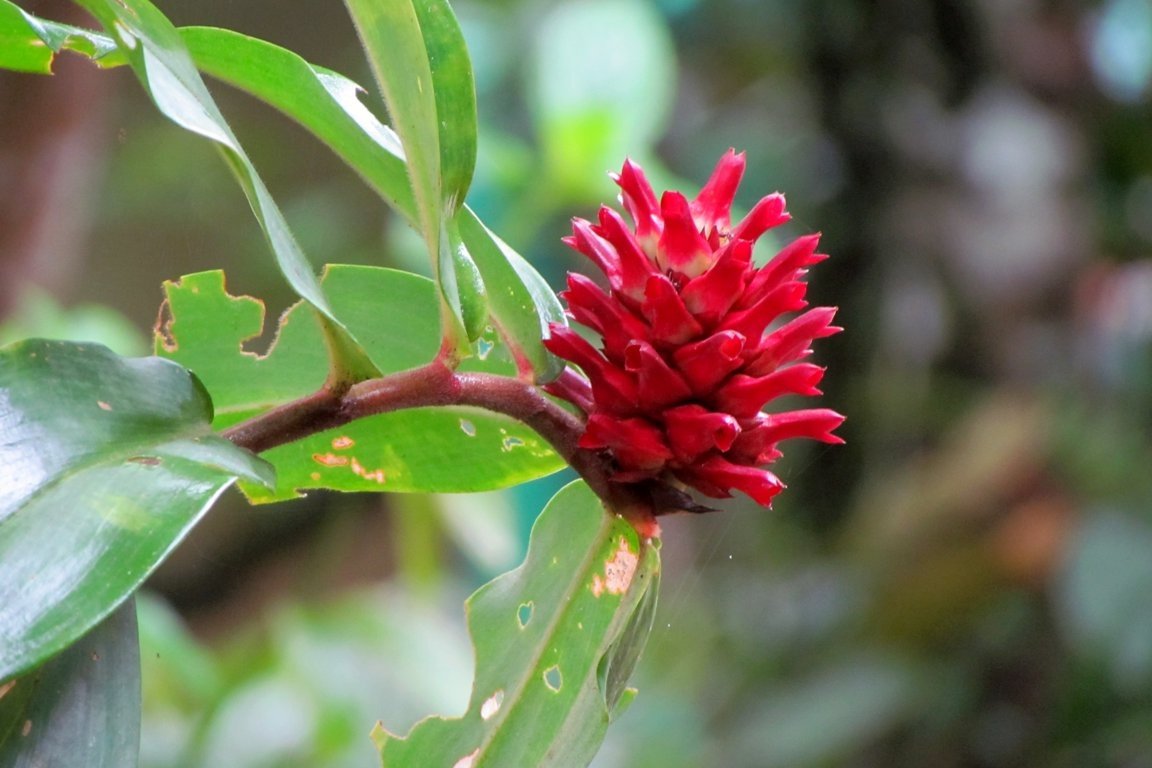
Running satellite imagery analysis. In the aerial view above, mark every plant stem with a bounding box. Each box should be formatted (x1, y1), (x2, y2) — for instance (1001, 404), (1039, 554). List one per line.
(220, 363), (631, 517)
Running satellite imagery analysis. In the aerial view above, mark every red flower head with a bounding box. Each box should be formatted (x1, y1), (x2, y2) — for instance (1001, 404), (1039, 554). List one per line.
(544, 150), (844, 508)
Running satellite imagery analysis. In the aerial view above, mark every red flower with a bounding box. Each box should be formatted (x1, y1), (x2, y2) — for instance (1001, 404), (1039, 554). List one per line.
(545, 150), (844, 507)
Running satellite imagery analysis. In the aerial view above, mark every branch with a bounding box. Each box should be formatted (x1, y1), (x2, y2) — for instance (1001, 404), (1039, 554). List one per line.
(220, 363), (626, 513)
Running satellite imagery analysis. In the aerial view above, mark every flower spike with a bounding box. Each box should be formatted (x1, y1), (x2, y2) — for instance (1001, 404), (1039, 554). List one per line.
(546, 152), (844, 507)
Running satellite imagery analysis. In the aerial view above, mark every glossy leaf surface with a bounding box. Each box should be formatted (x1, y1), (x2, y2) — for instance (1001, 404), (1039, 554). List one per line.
(181, 25), (416, 223)
(0, 0), (121, 73)
(180, 24), (562, 380)
(374, 481), (661, 767)
(344, 0), (481, 349)
(156, 267), (564, 498)
(72, 0), (380, 384)
(0, 601), (141, 767)
(0, 340), (271, 680)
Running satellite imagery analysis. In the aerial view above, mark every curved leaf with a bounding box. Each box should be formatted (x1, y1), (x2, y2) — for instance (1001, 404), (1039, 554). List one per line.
(345, 0), (440, 244)
(343, 0), (481, 349)
(180, 25), (416, 223)
(0, 600), (140, 767)
(442, 218), (489, 342)
(0, 340), (271, 680)
(0, 0), (122, 73)
(155, 267), (563, 497)
(456, 208), (566, 382)
(72, 0), (381, 384)
(374, 481), (661, 767)
(179, 24), (561, 381)
(410, 0), (477, 212)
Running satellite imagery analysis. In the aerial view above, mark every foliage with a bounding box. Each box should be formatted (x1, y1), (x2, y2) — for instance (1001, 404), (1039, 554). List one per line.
(5, 0), (1150, 765)
(0, 0), (662, 765)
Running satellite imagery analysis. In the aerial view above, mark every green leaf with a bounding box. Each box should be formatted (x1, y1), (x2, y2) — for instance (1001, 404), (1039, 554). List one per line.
(0, 0), (56, 73)
(409, 0), (477, 212)
(344, 0), (480, 349)
(344, 0), (477, 224)
(456, 208), (566, 382)
(441, 218), (489, 342)
(178, 25), (561, 381)
(156, 267), (564, 497)
(0, 340), (272, 680)
(374, 481), (661, 767)
(72, 0), (381, 385)
(344, 0), (440, 244)
(180, 26), (416, 224)
(0, 0), (122, 73)
(0, 600), (141, 767)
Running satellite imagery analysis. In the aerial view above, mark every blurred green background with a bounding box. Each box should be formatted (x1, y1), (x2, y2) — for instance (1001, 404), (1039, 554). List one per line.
(3, 0), (1152, 765)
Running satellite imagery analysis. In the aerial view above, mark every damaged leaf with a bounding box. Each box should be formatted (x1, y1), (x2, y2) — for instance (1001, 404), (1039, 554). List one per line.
(374, 480), (661, 767)
(155, 267), (564, 498)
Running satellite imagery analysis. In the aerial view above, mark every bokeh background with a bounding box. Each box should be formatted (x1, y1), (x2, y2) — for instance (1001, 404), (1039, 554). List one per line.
(3, 0), (1152, 765)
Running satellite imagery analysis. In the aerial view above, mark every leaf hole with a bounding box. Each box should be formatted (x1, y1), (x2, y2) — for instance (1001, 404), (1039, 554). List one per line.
(460, 418), (477, 437)
(517, 601), (534, 628)
(476, 337), (495, 360)
(501, 435), (526, 452)
(452, 749), (479, 768)
(154, 300), (177, 352)
(238, 295), (293, 360)
(480, 689), (504, 720)
(543, 665), (563, 692)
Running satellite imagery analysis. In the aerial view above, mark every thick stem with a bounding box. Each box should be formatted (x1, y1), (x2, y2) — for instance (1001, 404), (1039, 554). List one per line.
(221, 363), (633, 520)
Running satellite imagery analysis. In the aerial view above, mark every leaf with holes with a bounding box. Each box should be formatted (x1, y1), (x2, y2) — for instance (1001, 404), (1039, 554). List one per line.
(9, 0), (561, 379)
(180, 23), (563, 380)
(0, 0), (122, 73)
(0, 600), (140, 766)
(0, 340), (272, 681)
(70, 0), (380, 384)
(374, 480), (661, 767)
(155, 266), (564, 498)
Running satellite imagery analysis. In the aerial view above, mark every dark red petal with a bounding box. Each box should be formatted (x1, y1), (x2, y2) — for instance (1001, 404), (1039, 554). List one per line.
(542, 366), (594, 413)
(730, 192), (790, 242)
(657, 191), (713, 277)
(711, 364), (826, 419)
(680, 239), (753, 324)
(746, 306), (841, 374)
(595, 207), (659, 301)
(680, 455), (785, 506)
(741, 234), (824, 308)
(613, 159), (661, 244)
(567, 218), (623, 289)
(564, 273), (650, 364)
(758, 408), (846, 444)
(720, 281), (808, 341)
(690, 148), (744, 233)
(671, 330), (747, 394)
(543, 326), (639, 415)
(643, 274), (704, 345)
(580, 413), (672, 472)
(623, 340), (693, 411)
(727, 417), (783, 464)
(663, 404), (741, 463)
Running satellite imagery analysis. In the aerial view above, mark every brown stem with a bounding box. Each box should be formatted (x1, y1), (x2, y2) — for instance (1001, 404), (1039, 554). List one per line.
(221, 363), (631, 518)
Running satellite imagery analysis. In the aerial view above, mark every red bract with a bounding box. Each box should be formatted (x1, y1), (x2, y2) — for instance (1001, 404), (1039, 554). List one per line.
(544, 150), (845, 508)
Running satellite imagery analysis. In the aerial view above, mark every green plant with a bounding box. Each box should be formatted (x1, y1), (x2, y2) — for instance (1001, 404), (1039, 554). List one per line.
(0, 1), (840, 765)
